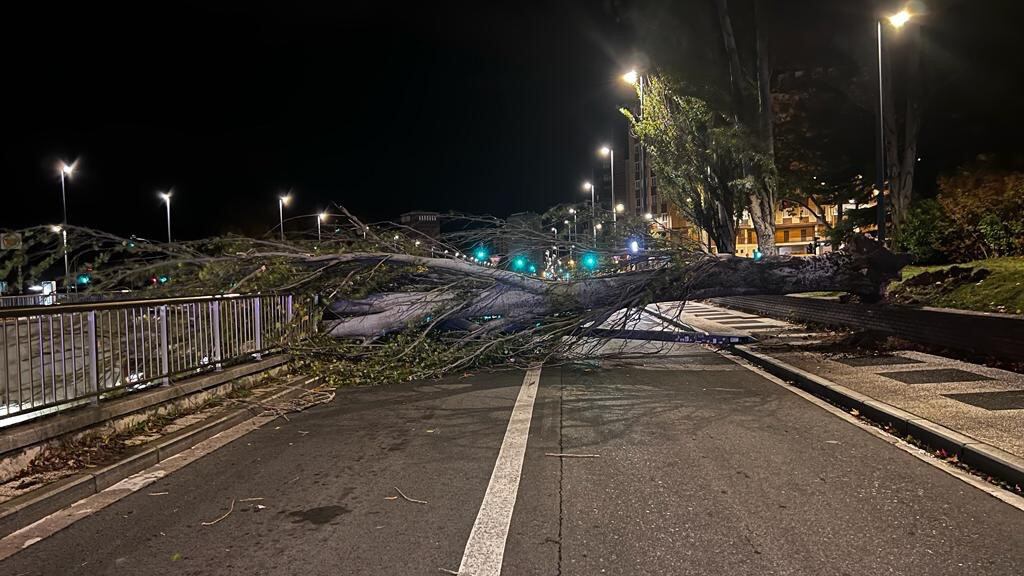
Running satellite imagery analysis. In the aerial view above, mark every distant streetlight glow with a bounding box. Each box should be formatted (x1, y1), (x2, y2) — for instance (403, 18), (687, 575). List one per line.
(582, 181), (596, 244)
(599, 145), (616, 223)
(644, 212), (653, 221)
(50, 225), (62, 233)
(317, 211), (329, 242)
(278, 193), (292, 241)
(888, 9), (912, 28)
(159, 191), (172, 243)
(615, 203), (625, 214)
(621, 69), (639, 86)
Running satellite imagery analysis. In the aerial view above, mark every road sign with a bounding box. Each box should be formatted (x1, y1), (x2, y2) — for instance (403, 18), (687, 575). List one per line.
(0, 232), (22, 250)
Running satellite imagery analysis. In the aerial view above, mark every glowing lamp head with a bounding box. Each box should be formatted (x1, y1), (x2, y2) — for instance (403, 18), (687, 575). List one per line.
(615, 203), (625, 213)
(888, 9), (911, 28)
(60, 162), (75, 176)
(622, 69), (639, 86)
(582, 181), (593, 191)
(279, 194), (291, 206)
(159, 192), (172, 202)
(50, 225), (63, 233)
(599, 146), (611, 157)
(568, 208), (576, 214)
(595, 223), (603, 231)
(318, 211), (328, 222)
(628, 239), (640, 254)
(644, 212), (653, 221)
(581, 252), (599, 271)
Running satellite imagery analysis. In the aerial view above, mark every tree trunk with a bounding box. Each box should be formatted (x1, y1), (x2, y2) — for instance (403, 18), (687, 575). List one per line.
(325, 235), (909, 338)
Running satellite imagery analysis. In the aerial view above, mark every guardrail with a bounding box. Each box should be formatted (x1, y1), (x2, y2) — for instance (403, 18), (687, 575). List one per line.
(1, 293), (317, 427)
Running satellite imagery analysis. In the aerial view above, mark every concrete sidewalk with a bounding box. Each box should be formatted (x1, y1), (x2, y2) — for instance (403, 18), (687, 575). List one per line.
(666, 301), (1024, 465)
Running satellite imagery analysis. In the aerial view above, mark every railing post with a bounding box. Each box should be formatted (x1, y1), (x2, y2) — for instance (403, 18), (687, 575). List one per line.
(253, 297), (262, 360)
(86, 310), (99, 405)
(285, 295), (294, 340)
(159, 305), (170, 385)
(211, 301), (223, 371)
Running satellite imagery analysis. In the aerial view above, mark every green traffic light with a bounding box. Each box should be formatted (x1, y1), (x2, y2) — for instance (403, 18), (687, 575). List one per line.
(76, 273), (91, 286)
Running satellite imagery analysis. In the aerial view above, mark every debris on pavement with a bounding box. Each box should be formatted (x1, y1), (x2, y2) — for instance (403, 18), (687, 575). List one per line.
(201, 498), (236, 526)
(393, 486), (428, 504)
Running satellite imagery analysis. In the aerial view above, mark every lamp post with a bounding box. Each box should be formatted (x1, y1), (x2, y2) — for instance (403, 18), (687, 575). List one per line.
(622, 70), (646, 215)
(875, 8), (913, 246)
(278, 193), (292, 241)
(158, 191), (172, 243)
(599, 146), (616, 222)
(317, 211), (328, 243)
(57, 162), (74, 292)
(582, 181), (596, 244)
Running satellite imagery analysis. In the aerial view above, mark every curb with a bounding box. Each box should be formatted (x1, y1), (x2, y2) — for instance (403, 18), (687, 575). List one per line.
(732, 345), (1024, 489)
(0, 374), (320, 538)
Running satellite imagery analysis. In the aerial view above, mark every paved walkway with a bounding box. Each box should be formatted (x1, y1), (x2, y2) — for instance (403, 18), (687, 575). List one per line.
(3, 346), (1024, 574)
(663, 301), (1024, 461)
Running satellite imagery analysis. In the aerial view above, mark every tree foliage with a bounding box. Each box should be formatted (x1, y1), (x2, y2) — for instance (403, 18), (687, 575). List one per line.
(936, 158), (1024, 260)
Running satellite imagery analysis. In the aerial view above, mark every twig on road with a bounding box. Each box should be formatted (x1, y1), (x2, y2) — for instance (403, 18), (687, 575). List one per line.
(545, 453), (600, 458)
(238, 497), (265, 502)
(201, 498), (236, 526)
(394, 486), (428, 505)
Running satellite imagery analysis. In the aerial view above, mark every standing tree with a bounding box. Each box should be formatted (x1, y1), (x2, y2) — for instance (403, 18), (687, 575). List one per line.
(622, 75), (748, 254)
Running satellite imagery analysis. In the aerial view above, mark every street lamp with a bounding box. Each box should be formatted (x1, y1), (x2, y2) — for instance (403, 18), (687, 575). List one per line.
(57, 161), (75, 292)
(622, 69), (647, 214)
(317, 211), (329, 243)
(158, 191), (172, 243)
(278, 193), (292, 241)
(615, 203), (625, 214)
(582, 181), (596, 243)
(599, 146), (616, 222)
(874, 6), (914, 246)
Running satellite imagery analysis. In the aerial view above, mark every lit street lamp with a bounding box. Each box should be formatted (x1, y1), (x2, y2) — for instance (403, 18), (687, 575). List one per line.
(583, 181), (596, 243)
(874, 7), (914, 245)
(317, 211), (329, 243)
(278, 193), (292, 241)
(616, 203), (625, 214)
(599, 146), (616, 222)
(158, 191), (172, 243)
(58, 161), (75, 292)
(622, 69), (647, 214)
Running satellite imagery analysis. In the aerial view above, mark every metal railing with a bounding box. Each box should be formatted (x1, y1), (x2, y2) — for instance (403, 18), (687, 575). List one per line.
(1, 293), (317, 427)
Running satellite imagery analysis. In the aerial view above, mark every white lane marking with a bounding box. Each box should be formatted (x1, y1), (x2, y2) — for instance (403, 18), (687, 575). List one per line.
(725, 353), (1024, 513)
(458, 366), (542, 576)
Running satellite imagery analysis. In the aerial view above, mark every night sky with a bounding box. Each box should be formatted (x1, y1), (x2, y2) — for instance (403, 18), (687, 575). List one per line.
(3, 0), (1022, 240)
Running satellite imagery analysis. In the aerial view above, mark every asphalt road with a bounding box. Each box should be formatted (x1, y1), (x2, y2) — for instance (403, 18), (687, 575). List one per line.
(4, 347), (1024, 575)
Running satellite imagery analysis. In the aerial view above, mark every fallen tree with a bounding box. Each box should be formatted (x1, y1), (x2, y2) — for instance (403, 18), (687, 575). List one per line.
(1, 209), (909, 382)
